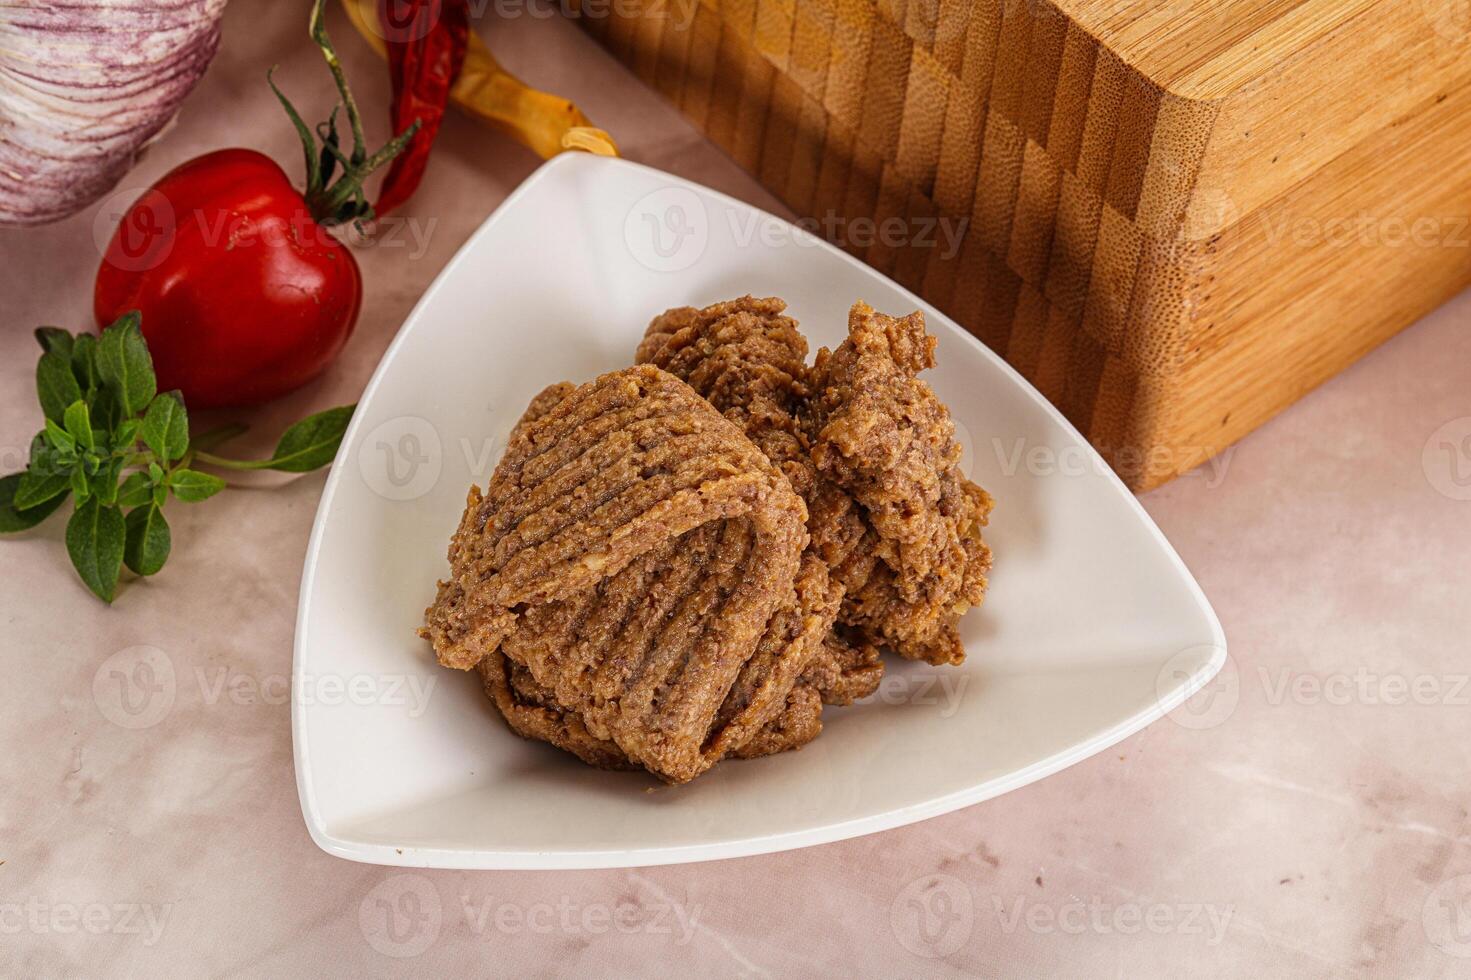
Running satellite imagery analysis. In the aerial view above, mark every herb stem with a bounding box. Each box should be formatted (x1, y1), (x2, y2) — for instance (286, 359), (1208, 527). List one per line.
(191, 451), (278, 472)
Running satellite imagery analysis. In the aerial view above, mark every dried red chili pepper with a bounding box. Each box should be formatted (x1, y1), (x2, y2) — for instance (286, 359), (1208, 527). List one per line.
(375, 0), (470, 215)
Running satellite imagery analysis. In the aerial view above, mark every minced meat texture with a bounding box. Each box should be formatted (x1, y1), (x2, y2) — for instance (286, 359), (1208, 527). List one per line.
(804, 302), (993, 665)
(421, 366), (833, 783)
(641, 295), (993, 668)
(638, 297), (886, 706)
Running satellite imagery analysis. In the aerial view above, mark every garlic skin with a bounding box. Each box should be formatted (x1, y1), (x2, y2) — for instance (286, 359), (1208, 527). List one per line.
(0, 0), (228, 226)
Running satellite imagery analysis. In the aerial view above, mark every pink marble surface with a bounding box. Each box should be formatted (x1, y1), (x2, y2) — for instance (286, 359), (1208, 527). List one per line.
(3, 2), (1470, 976)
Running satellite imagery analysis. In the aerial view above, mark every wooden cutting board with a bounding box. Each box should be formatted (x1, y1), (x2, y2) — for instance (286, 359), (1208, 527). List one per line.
(580, 0), (1471, 488)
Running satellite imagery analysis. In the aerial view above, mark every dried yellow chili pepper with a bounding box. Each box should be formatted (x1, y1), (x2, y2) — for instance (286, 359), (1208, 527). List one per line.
(339, 0), (618, 162)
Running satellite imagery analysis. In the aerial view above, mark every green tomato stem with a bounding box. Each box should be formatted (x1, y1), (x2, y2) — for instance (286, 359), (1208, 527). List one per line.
(308, 0), (367, 165)
(282, 0), (420, 227)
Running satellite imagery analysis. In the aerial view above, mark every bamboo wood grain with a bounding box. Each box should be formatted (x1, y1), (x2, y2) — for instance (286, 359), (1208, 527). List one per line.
(582, 0), (1471, 489)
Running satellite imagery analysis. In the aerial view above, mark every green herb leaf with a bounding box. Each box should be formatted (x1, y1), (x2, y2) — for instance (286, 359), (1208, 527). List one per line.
(43, 418), (76, 455)
(0, 473), (68, 533)
(113, 418), (142, 452)
(15, 465), (70, 510)
(117, 471), (153, 509)
(37, 349), (82, 423)
(148, 461), (165, 483)
(71, 333), (99, 393)
(141, 391), (189, 463)
(123, 504), (171, 576)
(267, 404), (354, 472)
(152, 483), (168, 508)
(63, 399), (95, 450)
(21, 431), (71, 491)
(96, 312), (156, 416)
(91, 457), (123, 506)
(90, 385), (123, 434)
(66, 497), (125, 602)
(35, 327), (74, 359)
(26, 431), (50, 467)
(70, 467), (91, 503)
(167, 468), (225, 502)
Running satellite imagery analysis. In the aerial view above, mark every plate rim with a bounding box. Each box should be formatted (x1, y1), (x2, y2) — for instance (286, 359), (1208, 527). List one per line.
(292, 152), (1228, 870)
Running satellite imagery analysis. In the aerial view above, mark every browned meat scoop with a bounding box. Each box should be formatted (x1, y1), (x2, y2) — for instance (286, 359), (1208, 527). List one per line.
(421, 365), (836, 783)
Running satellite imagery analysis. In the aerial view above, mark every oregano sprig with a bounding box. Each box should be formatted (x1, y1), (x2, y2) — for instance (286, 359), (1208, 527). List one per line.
(1, 312), (354, 602)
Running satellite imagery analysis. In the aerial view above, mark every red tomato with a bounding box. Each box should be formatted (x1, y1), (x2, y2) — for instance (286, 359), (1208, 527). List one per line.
(94, 149), (362, 409)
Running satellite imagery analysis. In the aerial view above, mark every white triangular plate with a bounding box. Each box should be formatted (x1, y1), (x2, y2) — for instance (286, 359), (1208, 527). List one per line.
(293, 154), (1226, 869)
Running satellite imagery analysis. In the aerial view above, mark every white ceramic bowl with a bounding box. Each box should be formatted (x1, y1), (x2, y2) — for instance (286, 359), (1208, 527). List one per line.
(292, 153), (1226, 869)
